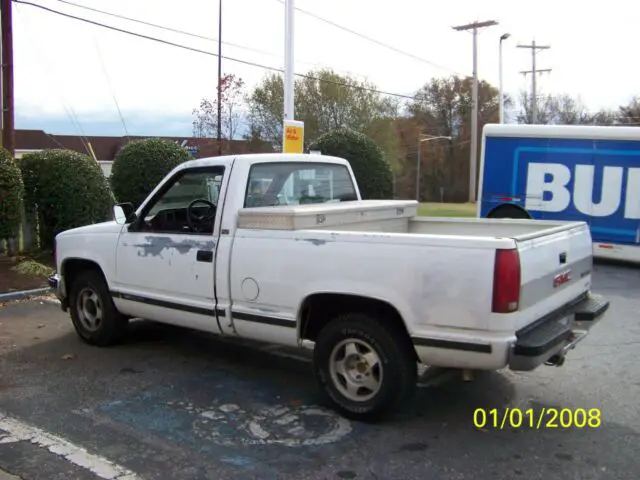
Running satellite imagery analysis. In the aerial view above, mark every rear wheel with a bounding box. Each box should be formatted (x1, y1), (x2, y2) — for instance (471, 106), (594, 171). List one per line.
(313, 312), (417, 421)
(487, 204), (531, 219)
(68, 270), (128, 346)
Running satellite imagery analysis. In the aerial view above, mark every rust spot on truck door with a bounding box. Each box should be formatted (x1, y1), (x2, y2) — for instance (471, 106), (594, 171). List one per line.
(132, 236), (216, 258)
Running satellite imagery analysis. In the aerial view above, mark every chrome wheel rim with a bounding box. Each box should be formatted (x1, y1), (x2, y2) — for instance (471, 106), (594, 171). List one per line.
(329, 338), (383, 402)
(76, 287), (103, 332)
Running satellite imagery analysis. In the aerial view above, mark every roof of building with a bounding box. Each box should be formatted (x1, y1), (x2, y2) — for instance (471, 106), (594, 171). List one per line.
(15, 129), (274, 160)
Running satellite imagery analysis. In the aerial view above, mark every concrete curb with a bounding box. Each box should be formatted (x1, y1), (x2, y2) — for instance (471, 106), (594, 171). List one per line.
(0, 287), (53, 303)
(0, 469), (20, 480)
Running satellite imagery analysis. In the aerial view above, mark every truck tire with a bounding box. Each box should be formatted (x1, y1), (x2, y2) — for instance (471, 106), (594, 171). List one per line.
(487, 204), (531, 219)
(68, 270), (128, 347)
(313, 312), (417, 421)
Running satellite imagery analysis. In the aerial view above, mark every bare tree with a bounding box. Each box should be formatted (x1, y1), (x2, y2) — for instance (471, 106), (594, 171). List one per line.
(517, 91), (615, 125)
(192, 73), (246, 139)
(618, 96), (640, 125)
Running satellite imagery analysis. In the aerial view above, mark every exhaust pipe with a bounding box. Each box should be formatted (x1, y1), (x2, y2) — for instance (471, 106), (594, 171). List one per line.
(544, 354), (566, 367)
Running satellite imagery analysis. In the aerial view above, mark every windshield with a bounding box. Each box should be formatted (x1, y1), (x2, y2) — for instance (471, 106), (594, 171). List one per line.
(244, 162), (358, 208)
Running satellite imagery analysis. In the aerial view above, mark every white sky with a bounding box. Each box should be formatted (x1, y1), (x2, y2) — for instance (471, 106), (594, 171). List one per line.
(11, 0), (640, 135)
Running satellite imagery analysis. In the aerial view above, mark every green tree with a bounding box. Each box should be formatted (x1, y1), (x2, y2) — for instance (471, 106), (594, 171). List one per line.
(244, 73), (284, 148)
(406, 75), (503, 201)
(20, 149), (113, 250)
(245, 68), (400, 161)
(110, 138), (192, 208)
(309, 127), (393, 199)
(0, 148), (24, 252)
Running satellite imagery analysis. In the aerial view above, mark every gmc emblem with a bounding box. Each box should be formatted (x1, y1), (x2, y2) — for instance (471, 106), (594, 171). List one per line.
(553, 270), (572, 288)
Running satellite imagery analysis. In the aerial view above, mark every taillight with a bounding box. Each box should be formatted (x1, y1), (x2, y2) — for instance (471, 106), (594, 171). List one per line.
(492, 248), (521, 313)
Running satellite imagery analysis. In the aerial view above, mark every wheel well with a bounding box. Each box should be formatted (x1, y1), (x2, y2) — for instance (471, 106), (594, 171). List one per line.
(299, 293), (417, 360)
(487, 203), (532, 219)
(62, 258), (105, 290)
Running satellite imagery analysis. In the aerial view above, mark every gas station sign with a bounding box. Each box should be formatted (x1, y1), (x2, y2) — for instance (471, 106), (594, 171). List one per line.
(283, 119), (304, 154)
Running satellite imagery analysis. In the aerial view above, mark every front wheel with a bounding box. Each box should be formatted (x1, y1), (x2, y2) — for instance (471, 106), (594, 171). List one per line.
(68, 270), (128, 346)
(313, 313), (417, 421)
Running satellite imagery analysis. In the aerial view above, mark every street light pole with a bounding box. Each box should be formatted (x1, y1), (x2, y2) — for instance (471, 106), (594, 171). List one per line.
(499, 33), (510, 124)
(416, 134), (452, 202)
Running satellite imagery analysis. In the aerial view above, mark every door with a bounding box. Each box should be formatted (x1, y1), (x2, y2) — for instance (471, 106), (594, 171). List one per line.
(112, 165), (226, 333)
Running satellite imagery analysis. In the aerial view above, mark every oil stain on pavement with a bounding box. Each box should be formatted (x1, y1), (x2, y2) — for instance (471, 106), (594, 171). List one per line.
(87, 368), (357, 455)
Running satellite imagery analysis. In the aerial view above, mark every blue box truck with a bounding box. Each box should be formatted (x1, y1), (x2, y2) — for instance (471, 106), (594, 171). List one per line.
(478, 123), (640, 263)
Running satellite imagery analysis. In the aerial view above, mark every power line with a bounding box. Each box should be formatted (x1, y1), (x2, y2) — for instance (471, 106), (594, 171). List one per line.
(90, 30), (129, 138)
(50, 0), (327, 70)
(19, 2), (628, 133)
(14, 0), (420, 102)
(272, 0), (466, 76)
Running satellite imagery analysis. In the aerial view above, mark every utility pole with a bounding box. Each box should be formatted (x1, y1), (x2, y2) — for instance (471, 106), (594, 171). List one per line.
(517, 40), (551, 124)
(453, 20), (498, 203)
(216, 0), (222, 155)
(0, 3), (3, 147)
(1, 0), (15, 156)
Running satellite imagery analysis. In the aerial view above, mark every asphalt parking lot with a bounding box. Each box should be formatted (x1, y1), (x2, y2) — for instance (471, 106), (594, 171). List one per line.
(1, 262), (639, 480)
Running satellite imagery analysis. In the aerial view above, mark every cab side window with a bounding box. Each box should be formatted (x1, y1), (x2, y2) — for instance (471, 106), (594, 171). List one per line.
(135, 167), (224, 235)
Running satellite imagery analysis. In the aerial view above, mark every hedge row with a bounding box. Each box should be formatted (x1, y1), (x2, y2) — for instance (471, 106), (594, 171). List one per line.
(0, 148), (24, 242)
(110, 138), (192, 209)
(0, 138), (191, 252)
(309, 127), (393, 199)
(1, 130), (392, 253)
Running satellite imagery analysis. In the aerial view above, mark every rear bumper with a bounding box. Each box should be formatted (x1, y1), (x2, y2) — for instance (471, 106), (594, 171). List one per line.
(508, 293), (610, 371)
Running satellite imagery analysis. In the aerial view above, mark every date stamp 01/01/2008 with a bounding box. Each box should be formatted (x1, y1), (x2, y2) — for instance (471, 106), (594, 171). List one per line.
(473, 407), (602, 430)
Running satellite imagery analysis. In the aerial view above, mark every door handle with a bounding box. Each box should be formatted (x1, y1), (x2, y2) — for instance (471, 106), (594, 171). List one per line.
(196, 250), (213, 263)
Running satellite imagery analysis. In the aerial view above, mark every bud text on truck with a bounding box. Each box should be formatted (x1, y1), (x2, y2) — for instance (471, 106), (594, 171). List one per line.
(48, 153), (610, 420)
(478, 123), (640, 263)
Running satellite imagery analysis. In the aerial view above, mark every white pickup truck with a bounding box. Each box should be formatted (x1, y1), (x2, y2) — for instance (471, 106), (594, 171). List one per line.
(49, 153), (610, 420)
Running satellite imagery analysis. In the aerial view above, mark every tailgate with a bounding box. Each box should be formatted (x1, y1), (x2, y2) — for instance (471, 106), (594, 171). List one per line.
(514, 222), (594, 330)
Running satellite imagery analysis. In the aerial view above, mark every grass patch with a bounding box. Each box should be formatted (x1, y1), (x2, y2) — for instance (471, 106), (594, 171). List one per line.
(11, 259), (55, 278)
(418, 202), (476, 217)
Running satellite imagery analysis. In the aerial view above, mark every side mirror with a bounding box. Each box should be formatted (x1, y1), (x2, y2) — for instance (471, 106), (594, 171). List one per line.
(113, 202), (136, 225)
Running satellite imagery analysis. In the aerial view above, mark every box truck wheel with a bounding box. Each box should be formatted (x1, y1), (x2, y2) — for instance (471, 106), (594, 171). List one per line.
(487, 204), (531, 219)
(313, 312), (417, 421)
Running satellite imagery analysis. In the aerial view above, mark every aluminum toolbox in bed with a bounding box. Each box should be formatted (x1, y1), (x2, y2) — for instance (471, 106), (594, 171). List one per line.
(236, 200), (418, 231)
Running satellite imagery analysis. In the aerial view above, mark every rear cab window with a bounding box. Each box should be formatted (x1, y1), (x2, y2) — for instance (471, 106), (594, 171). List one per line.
(244, 162), (358, 208)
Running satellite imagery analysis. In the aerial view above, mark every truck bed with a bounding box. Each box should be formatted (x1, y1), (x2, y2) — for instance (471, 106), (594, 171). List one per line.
(237, 200), (586, 241)
(407, 217), (586, 240)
